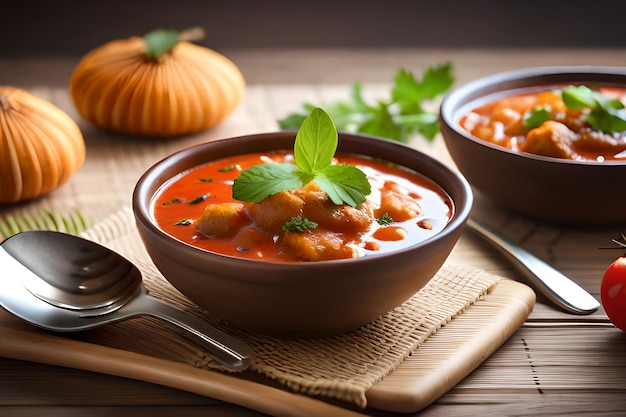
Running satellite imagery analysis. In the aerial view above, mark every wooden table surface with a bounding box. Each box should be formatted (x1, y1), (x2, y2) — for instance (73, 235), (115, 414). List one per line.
(2, 48), (626, 416)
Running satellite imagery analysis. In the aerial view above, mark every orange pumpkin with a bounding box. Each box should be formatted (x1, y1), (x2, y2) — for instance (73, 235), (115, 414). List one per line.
(69, 28), (245, 138)
(0, 86), (86, 204)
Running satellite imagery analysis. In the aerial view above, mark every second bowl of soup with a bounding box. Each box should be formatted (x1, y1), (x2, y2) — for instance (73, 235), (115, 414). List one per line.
(440, 66), (626, 225)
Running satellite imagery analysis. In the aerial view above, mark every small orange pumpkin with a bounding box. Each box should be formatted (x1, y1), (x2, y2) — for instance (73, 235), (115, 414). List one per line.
(69, 28), (245, 138)
(0, 86), (86, 204)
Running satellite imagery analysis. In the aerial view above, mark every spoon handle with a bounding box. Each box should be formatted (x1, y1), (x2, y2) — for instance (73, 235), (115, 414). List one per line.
(123, 294), (254, 370)
(466, 218), (600, 315)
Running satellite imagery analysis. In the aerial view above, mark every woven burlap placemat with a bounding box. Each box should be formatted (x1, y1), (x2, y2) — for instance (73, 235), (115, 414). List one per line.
(77, 207), (500, 408)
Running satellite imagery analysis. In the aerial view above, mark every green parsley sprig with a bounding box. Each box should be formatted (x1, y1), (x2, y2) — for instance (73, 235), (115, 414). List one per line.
(523, 85), (626, 133)
(232, 107), (372, 207)
(562, 85), (626, 134)
(278, 63), (455, 143)
(376, 213), (394, 225)
(282, 217), (318, 232)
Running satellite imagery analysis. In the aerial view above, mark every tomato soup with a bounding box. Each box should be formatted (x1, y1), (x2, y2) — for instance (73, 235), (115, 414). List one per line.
(460, 87), (626, 161)
(152, 151), (453, 262)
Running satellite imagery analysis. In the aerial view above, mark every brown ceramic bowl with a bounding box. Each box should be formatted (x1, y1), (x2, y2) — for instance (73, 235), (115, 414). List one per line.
(439, 66), (626, 226)
(132, 132), (472, 337)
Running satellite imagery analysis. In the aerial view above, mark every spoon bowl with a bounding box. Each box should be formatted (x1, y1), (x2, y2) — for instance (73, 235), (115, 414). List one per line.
(0, 230), (254, 371)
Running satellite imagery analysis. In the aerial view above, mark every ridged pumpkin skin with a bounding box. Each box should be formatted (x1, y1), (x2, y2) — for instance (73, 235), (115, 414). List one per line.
(69, 36), (246, 138)
(0, 86), (86, 204)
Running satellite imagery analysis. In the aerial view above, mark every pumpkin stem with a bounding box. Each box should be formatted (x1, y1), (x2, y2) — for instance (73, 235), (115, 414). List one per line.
(178, 27), (206, 43)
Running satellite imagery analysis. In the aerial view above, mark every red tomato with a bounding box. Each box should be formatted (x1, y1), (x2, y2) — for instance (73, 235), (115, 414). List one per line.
(601, 256), (626, 331)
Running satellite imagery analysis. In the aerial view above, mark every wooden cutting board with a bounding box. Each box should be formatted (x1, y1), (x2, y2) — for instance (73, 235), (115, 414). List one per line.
(0, 279), (534, 416)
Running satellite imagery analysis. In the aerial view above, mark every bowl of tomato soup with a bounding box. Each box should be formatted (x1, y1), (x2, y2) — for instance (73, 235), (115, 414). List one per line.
(440, 66), (626, 225)
(133, 131), (472, 337)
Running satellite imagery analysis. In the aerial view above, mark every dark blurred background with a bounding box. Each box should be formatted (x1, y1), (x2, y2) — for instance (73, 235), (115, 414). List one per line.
(2, 0), (626, 57)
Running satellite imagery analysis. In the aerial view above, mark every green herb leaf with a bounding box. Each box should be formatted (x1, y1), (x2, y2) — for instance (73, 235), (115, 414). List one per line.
(277, 63), (455, 142)
(163, 198), (183, 205)
(315, 164), (371, 206)
(144, 29), (180, 59)
(376, 213), (394, 225)
(523, 106), (552, 129)
(218, 164), (237, 172)
(174, 219), (193, 226)
(588, 108), (626, 134)
(604, 97), (626, 111)
(282, 217), (318, 232)
(392, 64), (455, 111)
(294, 107), (337, 173)
(358, 102), (405, 141)
(562, 85), (596, 110)
(561, 85), (626, 134)
(233, 107), (371, 206)
(587, 95), (626, 133)
(188, 194), (209, 204)
(232, 163), (303, 202)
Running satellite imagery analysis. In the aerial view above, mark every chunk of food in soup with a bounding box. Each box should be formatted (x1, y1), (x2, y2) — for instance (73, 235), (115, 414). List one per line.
(460, 87), (626, 161)
(196, 203), (246, 237)
(153, 151), (453, 262)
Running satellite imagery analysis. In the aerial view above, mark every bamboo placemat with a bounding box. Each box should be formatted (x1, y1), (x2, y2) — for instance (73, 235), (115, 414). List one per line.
(50, 207), (504, 409)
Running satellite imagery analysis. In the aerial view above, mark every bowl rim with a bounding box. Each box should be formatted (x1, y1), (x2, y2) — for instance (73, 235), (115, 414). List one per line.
(440, 65), (626, 166)
(132, 131), (473, 268)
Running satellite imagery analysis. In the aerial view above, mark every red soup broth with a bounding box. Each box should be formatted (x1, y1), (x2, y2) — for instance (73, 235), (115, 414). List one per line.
(460, 87), (626, 161)
(152, 151), (453, 262)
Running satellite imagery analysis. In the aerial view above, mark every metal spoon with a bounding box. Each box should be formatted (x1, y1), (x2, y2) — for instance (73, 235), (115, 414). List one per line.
(466, 217), (600, 315)
(0, 230), (254, 371)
